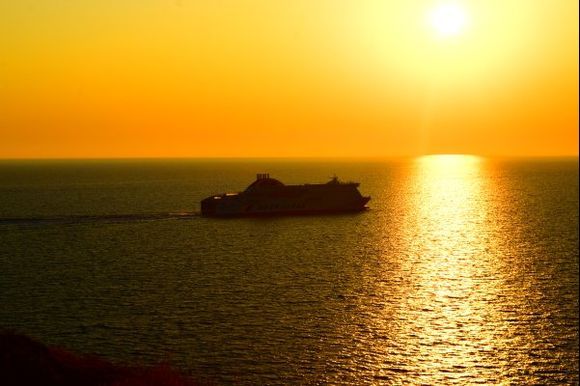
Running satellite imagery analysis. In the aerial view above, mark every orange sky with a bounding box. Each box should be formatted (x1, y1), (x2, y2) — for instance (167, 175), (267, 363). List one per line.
(0, 0), (577, 158)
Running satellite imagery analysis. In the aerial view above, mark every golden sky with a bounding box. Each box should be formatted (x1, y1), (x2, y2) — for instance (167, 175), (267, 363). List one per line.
(0, 0), (577, 158)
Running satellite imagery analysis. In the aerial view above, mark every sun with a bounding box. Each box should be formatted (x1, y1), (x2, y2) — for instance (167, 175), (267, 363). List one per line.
(428, 3), (469, 37)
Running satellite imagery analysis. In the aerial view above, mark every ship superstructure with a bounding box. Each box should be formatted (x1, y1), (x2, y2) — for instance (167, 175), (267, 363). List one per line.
(201, 174), (370, 217)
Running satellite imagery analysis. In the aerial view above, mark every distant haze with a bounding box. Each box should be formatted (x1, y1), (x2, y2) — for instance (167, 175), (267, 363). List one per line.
(0, 1), (577, 158)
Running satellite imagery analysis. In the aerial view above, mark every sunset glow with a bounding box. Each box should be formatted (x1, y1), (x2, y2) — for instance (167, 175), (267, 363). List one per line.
(0, 1), (577, 158)
(428, 3), (469, 37)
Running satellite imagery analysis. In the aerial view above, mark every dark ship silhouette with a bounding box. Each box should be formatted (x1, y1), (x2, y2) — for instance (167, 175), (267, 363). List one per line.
(201, 174), (370, 217)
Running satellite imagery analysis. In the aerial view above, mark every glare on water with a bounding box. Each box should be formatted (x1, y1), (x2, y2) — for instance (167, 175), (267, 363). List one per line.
(354, 154), (577, 384)
(398, 155), (499, 381)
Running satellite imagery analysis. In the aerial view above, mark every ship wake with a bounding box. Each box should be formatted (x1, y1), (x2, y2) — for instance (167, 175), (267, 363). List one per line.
(0, 212), (200, 227)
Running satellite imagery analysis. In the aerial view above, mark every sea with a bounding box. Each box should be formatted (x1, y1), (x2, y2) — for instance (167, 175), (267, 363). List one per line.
(0, 157), (578, 385)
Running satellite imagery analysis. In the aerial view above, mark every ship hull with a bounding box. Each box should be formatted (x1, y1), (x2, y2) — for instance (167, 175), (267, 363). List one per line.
(201, 198), (370, 217)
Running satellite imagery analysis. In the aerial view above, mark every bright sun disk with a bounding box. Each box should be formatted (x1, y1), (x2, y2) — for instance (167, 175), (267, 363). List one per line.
(428, 3), (468, 37)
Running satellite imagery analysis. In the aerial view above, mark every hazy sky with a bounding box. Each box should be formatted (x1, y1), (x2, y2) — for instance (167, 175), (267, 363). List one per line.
(0, 0), (577, 158)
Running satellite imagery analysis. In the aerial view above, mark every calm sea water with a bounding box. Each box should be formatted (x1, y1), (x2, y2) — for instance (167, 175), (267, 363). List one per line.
(0, 157), (578, 385)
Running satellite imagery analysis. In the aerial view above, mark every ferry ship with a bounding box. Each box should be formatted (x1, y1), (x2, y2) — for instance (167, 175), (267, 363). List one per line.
(201, 174), (370, 217)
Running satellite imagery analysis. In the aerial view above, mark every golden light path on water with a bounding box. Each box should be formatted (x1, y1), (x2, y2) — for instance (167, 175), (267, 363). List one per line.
(362, 154), (520, 383)
(400, 155), (499, 382)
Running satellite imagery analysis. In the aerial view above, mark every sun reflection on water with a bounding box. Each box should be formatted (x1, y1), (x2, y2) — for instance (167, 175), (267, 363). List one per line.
(391, 154), (503, 381)
(330, 155), (578, 384)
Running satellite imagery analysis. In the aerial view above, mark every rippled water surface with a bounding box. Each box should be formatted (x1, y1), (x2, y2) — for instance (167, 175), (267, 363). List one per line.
(0, 157), (578, 384)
